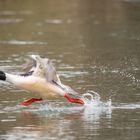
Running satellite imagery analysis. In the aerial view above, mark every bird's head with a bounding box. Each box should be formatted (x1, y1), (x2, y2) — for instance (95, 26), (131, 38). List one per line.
(0, 71), (6, 81)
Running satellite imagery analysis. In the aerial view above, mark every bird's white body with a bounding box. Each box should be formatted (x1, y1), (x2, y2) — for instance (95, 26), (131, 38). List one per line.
(5, 73), (66, 98)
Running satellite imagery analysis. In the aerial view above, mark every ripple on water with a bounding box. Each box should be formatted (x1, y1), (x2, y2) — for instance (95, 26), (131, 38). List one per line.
(0, 18), (23, 24)
(0, 40), (47, 45)
(45, 19), (63, 24)
(112, 103), (140, 110)
(0, 10), (32, 16)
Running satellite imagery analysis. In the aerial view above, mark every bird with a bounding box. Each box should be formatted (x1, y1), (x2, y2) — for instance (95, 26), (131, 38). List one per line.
(0, 55), (84, 106)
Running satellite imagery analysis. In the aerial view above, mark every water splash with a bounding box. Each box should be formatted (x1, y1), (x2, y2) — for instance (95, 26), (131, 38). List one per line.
(81, 90), (111, 108)
(20, 90), (112, 118)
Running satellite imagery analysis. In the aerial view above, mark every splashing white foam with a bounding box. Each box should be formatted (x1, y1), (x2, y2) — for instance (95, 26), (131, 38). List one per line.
(81, 91), (112, 112)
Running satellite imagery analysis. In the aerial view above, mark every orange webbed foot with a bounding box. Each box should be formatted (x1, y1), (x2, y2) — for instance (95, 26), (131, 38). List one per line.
(21, 98), (43, 106)
(64, 94), (84, 105)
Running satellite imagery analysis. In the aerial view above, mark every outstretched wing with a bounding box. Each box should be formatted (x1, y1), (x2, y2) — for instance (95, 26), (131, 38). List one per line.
(44, 58), (78, 95)
(44, 59), (60, 82)
(22, 55), (36, 72)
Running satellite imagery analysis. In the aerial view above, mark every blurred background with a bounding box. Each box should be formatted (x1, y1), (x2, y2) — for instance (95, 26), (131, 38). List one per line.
(0, 0), (140, 140)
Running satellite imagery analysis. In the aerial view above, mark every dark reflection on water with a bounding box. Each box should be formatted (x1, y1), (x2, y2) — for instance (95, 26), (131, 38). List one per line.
(0, 0), (140, 140)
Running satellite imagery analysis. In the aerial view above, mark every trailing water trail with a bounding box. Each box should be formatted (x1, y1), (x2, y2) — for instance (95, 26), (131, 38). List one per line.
(1, 90), (140, 120)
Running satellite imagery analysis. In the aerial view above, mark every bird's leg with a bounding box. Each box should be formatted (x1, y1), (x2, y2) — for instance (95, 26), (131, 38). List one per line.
(64, 94), (84, 105)
(21, 98), (43, 106)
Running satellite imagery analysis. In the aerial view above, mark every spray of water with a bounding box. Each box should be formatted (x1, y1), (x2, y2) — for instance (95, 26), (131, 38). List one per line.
(81, 90), (111, 108)
(33, 90), (112, 116)
(2, 90), (140, 122)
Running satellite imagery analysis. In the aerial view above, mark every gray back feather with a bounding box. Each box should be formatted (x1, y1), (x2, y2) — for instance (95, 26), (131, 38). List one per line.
(44, 59), (60, 82)
(23, 55), (60, 83)
(22, 57), (36, 72)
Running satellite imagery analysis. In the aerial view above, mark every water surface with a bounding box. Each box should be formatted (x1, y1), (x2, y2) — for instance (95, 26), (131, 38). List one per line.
(0, 0), (140, 140)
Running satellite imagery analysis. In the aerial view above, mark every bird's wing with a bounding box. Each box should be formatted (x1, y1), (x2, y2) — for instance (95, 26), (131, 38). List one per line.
(29, 55), (59, 82)
(21, 55), (37, 75)
(42, 57), (79, 95)
(44, 59), (60, 82)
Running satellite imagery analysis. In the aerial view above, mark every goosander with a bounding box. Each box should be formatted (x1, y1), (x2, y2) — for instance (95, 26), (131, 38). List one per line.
(0, 55), (84, 106)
